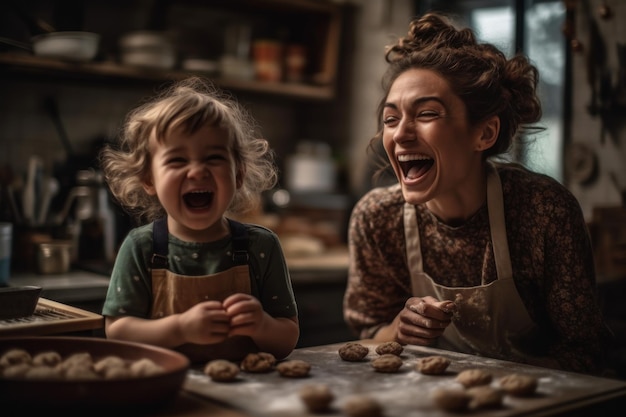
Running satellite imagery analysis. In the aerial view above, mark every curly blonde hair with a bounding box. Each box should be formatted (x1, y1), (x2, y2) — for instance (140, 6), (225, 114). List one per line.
(100, 77), (278, 223)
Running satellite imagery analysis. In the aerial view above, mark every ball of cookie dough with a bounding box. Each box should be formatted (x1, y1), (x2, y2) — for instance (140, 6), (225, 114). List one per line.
(129, 358), (164, 377)
(299, 383), (334, 413)
(342, 395), (383, 417)
(455, 368), (493, 387)
(276, 359), (311, 377)
(431, 388), (471, 412)
(240, 352), (276, 373)
(65, 366), (100, 380)
(498, 373), (538, 397)
(93, 355), (127, 375)
(204, 359), (240, 382)
(2, 363), (31, 378)
(0, 348), (32, 368)
(338, 342), (369, 362)
(101, 365), (133, 380)
(32, 351), (63, 367)
(371, 354), (403, 373)
(25, 365), (63, 380)
(415, 355), (450, 375)
(467, 386), (504, 410)
(58, 352), (93, 371)
(374, 341), (403, 356)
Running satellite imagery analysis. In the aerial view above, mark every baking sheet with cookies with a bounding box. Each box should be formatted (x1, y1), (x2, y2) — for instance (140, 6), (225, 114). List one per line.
(183, 340), (626, 417)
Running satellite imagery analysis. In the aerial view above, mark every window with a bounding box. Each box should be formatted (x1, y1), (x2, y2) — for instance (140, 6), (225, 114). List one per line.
(416, 0), (567, 182)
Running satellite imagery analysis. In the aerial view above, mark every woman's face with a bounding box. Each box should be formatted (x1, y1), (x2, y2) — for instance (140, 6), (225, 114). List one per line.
(143, 124), (239, 242)
(382, 68), (488, 208)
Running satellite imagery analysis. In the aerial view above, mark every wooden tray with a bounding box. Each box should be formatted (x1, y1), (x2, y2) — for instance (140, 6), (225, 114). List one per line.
(0, 298), (103, 336)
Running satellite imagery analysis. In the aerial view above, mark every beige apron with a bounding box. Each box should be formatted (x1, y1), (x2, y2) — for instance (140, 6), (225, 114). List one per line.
(403, 165), (556, 366)
(151, 265), (258, 362)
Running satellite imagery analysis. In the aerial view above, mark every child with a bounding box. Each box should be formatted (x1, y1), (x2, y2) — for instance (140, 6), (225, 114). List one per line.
(100, 77), (299, 362)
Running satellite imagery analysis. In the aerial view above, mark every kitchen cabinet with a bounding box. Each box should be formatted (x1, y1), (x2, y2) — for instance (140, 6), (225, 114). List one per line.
(291, 268), (354, 348)
(0, 0), (346, 101)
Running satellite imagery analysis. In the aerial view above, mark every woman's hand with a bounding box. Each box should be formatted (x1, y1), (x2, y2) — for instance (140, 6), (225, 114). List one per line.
(395, 296), (456, 346)
(223, 293), (266, 337)
(177, 300), (231, 345)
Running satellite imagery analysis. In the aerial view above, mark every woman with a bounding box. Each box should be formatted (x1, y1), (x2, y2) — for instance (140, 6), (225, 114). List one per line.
(344, 12), (610, 374)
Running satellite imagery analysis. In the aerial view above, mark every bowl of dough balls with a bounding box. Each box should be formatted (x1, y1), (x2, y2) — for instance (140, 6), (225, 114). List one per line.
(0, 336), (190, 410)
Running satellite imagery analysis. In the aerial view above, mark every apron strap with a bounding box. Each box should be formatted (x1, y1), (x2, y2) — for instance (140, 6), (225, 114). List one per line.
(228, 219), (249, 265)
(151, 217), (169, 269)
(486, 163), (513, 281)
(150, 217), (252, 269)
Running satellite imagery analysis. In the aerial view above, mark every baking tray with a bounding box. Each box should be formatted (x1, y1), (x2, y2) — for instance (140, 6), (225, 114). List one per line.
(184, 341), (626, 417)
(0, 297), (103, 336)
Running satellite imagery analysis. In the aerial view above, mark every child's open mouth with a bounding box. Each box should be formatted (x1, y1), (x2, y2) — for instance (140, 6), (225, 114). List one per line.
(183, 191), (214, 209)
(398, 154), (434, 180)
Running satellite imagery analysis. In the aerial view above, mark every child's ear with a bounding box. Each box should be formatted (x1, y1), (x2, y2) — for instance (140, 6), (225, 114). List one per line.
(475, 116), (500, 151)
(142, 175), (157, 195)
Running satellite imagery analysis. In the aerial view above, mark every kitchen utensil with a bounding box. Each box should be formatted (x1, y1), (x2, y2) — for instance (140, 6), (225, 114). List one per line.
(37, 176), (59, 225)
(31, 31), (100, 61)
(0, 286), (41, 319)
(0, 336), (190, 410)
(21, 155), (42, 225)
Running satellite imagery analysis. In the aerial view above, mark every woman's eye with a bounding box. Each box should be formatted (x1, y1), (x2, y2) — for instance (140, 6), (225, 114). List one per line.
(417, 110), (439, 119)
(383, 116), (398, 126)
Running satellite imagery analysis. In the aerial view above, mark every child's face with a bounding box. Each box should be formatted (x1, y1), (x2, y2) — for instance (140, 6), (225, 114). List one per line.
(143, 124), (239, 242)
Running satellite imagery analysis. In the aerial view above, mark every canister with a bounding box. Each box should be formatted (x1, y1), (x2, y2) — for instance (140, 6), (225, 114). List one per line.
(0, 222), (12, 285)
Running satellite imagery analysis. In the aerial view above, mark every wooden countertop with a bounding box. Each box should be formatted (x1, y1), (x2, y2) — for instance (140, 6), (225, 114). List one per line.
(152, 341), (626, 417)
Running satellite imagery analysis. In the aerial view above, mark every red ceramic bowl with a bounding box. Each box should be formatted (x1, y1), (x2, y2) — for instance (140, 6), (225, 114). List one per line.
(0, 336), (190, 410)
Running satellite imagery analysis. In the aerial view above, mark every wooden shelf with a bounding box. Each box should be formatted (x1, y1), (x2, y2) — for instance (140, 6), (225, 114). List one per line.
(0, 53), (335, 101)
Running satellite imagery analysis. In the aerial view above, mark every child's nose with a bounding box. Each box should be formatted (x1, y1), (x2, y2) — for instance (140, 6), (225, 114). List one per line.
(188, 162), (209, 178)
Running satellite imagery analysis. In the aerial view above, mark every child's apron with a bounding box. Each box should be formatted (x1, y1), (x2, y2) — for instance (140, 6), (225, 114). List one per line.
(149, 217), (258, 362)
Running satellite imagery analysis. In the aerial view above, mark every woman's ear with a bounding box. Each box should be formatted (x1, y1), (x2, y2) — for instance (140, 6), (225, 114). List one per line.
(475, 116), (500, 151)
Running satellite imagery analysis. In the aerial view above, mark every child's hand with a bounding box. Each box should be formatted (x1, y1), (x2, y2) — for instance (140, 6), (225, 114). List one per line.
(178, 300), (230, 345)
(223, 293), (265, 337)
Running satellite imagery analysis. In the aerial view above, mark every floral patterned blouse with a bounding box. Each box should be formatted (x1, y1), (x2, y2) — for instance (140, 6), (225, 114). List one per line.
(344, 163), (610, 374)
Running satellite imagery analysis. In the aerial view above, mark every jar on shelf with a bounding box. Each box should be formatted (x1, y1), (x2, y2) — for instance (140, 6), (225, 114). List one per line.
(252, 39), (283, 82)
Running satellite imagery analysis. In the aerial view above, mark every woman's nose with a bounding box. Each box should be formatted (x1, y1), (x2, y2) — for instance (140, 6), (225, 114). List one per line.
(393, 118), (416, 143)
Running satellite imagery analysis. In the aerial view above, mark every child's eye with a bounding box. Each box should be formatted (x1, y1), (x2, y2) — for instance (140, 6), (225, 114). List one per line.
(165, 157), (186, 165)
(205, 154), (228, 162)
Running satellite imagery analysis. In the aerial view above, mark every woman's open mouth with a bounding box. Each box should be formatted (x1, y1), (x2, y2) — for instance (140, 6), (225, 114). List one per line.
(398, 154), (434, 180)
(183, 190), (214, 209)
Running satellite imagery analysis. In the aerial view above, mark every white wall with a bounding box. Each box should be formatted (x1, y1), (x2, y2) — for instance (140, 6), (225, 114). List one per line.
(345, 0), (414, 196)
